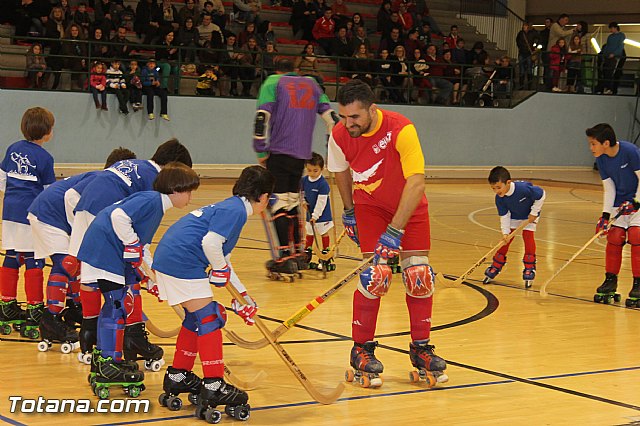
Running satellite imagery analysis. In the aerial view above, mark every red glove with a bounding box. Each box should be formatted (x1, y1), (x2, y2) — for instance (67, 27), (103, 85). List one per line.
(208, 265), (231, 287)
(619, 200), (640, 216)
(231, 292), (258, 326)
(595, 213), (610, 235)
(123, 241), (143, 268)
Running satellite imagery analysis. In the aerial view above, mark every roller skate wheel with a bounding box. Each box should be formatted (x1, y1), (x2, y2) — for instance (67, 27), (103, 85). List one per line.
(205, 408), (222, 424)
(97, 387), (110, 399)
(37, 341), (49, 352)
(145, 360), (163, 372)
(234, 404), (251, 421)
(79, 352), (92, 365)
(71, 341), (80, 351)
(158, 393), (168, 407)
(604, 295), (613, 304)
(594, 294), (602, 303)
(167, 396), (182, 411)
(482, 277), (491, 285)
(12, 323), (22, 332)
(188, 393), (199, 405)
(1, 325), (11, 335)
(127, 385), (142, 398)
(409, 370), (420, 383)
(225, 405), (234, 417)
(91, 382), (97, 394)
(359, 375), (370, 388)
(626, 298), (634, 308)
(345, 369), (355, 382)
(435, 372), (449, 384)
(369, 376), (383, 388)
(60, 342), (73, 354)
(423, 372), (437, 388)
(614, 294), (622, 303)
(284, 275), (294, 283)
(195, 405), (207, 420)
(524, 280), (532, 289)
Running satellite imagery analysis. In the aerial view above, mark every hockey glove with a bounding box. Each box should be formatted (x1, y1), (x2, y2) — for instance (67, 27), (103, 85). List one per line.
(596, 212), (611, 235)
(342, 208), (359, 246)
(231, 291), (258, 326)
(208, 265), (231, 287)
(619, 200), (640, 216)
(123, 241), (143, 268)
(374, 225), (404, 260)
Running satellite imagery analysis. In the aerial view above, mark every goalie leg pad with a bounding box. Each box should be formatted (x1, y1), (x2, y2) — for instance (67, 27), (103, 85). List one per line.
(606, 226), (626, 275)
(401, 256), (435, 298)
(627, 226), (640, 276)
(357, 265), (393, 298)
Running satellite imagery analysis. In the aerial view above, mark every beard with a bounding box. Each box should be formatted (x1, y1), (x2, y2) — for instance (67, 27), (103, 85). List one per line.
(346, 116), (372, 138)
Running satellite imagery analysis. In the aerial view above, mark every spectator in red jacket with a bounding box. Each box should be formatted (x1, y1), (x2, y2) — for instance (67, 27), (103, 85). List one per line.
(397, 1), (413, 31)
(424, 44), (453, 104)
(312, 8), (336, 54)
(445, 25), (459, 51)
(89, 62), (108, 110)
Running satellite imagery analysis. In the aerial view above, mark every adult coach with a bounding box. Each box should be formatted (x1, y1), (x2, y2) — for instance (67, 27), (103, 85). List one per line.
(327, 80), (447, 386)
(252, 58), (338, 275)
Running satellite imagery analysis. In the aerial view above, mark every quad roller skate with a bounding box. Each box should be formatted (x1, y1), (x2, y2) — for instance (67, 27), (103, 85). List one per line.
(387, 256), (401, 274)
(345, 341), (384, 388)
(61, 300), (83, 328)
(0, 300), (25, 335)
(20, 303), (43, 339)
(265, 258), (300, 283)
(78, 317), (98, 365)
(594, 272), (621, 304)
(91, 352), (145, 399)
(408, 340), (448, 387)
(124, 323), (165, 372)
(37, 309), (80, 354)
(625, 277), (640, 308)
(159, 367), (202, 411)
(522, 255), (536, 289)
(483, 253), (506, 284)
(194, 378), (251, 423)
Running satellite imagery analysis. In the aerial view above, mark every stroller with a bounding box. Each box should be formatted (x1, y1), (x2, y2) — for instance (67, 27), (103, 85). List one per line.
(462, 66), (499, 107)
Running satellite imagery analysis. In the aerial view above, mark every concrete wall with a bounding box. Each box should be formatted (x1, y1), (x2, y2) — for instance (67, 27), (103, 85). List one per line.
(0, 89), (636, 168)
(526, 0), (640, 24)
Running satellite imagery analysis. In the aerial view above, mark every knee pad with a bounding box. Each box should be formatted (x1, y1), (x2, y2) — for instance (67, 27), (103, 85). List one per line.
(628, 227), (640, 246)
(182, 309), (198, 333)
(607, 226), (626, 246)
(193, 301), (227, 336)
(46, 273), (69, 311)
(288, 192), (300, 210)
(123, 283), (141, 319)
(401, 256), (435, 298)
(2, 250), (20, 269)
(357, 264), (393, 299)
(102, 286), (128, 322)
(271, 193), (289, 213)
(61, 255), (80, 277)
(21, 252), (44, 270)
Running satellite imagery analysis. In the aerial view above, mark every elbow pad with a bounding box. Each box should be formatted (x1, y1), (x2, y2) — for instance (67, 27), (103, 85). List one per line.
(254, 110), (270, 139)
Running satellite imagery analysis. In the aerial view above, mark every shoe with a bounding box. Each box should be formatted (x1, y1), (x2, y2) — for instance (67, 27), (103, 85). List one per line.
(101, 105), (108, 111)
(552, 87), (561, 92)
(603, 89), (613, 95)
(95, 102), (101, 110)
(148, 113), (155, 120)
(161, 114), (170, 121)
(121, 109), (129, 115)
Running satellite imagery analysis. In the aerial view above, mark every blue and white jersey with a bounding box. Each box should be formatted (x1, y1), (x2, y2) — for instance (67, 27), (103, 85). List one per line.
(1, 140), (55, 224)
(28, 171), (99, 234)
(596, 141), (640, 207)
(153, 196), (248, 280)
(77, 191), (171, 278)
(74, 159), (161, 216)
(302, 175), (332, 222)
(495, 181), (544, 220)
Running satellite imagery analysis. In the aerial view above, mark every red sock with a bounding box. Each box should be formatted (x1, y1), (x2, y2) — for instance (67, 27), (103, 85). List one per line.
(126, 283), (143, 324)
(198, 329), (224, 377)
(81, 286), (102, 318)
(24, 268), (44, 305)
(322, 235), (330, 250)
(352, 290), (380, 344)
(522, 230), (536, 256)
(0, 267), (19, 301)
(406, 294), (433, 341)
(69, 277), (81, 304)
(305, 235), (314, 249)
(173, 326), (198, 371)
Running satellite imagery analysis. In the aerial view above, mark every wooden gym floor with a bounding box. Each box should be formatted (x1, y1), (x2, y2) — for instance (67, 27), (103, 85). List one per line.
(1, 177), (640, 426)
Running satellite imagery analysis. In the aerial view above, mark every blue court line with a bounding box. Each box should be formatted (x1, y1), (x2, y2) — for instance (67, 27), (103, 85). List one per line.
(0, 414), (26, 426)
(90, 365), (640, 426)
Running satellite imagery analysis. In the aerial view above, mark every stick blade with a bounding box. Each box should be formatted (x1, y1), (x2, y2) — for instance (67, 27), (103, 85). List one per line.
(307, 382), (345, 405)
(224, 329), (269, 350)
(224, 366), (268, 390)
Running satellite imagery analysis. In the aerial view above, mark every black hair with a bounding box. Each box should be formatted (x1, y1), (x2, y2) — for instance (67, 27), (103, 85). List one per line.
(558, 13), (569, 21)
(577, 21), (588, 36)
(276, 57), (294, 73)
(153, 161), (200, 194)
(488, 166), (511, 184)
(586, 123), (617, 146)
(608, 22), (620, 30)
(305, 152), (325, 169)
(337, 79), (375, 108)
(104, 147), (136, 168)
(151, 138), (193, 167)
(450, 25), (458, 30)
(232, 165), (275, 202)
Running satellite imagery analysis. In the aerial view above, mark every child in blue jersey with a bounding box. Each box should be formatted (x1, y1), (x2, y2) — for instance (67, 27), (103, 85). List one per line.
(302, 152), (334, 269)
(153, 166), (275, 415)
(0, 107), (56, 339)
(587, 123), (640, 305)
(28, 148), (136, 347)
(68, 138), (192, 364)
(484, 166), (546, 287)
(77, 162), (200, 393)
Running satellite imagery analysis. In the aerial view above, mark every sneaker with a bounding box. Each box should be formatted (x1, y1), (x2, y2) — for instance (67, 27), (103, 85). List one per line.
(148, 113), (155, 120)
(603, 89), (613, 95)
(552, 87), (561, 92)
(101, 105), (108, 111)
(160, 114), (170, 121)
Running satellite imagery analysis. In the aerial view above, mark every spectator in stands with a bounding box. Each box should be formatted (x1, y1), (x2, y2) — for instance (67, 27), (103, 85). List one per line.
(127, 59), (143, 111)
(576, 21), (589, 50)
(56, 0), (72, 22)
(199, 1), (216, 22)
(110, 26), (135, 62)
(26, 43), (49, 89)
(141, 58), (170, 120)
(160, 0), (180, 33)
(208, 0), (227, 29)
(424, 44), (452, 105)
(494, 55), (512, 97)
(417, 21), (432, 45)
(549, 37), (567, 92)
(373, 49), (393, 102)
(314, 0), (329, 13)
(260, 41), (278, 78)
(178, 0), (199, 26)
(294, 43), (323, 88)
(390, 45), (409, 103)
(135, 0), (163, 44)
(349, 43), (373, 87)
(94, 0), (120, 34)
(106, 59), (130, 114)
(547, 14), (574, 55)
(351, 13), (365, 32)
(376, 0), (392, 34)
(238, 21), (257, 47)
(219, 33), (243, 96)
(451, 38), (468, 65)
(197, 13), (224, 62)
(445, 25), (459, 50)
(350, 25), (370, 55)
(90, 27), (111, 61)
(538, 17), (552, 51)
(62, 23), (88, 90)
(72, 2), (92, 34)
(397, 1), (412, 32)
(232, 0), (261, 25)
(332, 27), (353, 70)
(516, 22), (537, 90)
(442, 49), (463, 104)
(89, 61), (108, 110)
(312, 8), (336, 55)
(409, 47), (429, 101)
(157, 30), (180, 92)
(238, 36), (261, 96)
(379, 27), (403, 56)
(176, 16), (199, 62)
(381, 12), (403, 42)
(566, 34), (582, 93)
(196, 66), (218, 95)
(404, 29), (424, 56)
(469, 41), (487, 65)
(44, 6), (66, 90)
(290, 0), (317, 41)
(14, 0), (51, 38)
(600, 22), (626, 95)
(331, 0), (349, 28)
(256, 20), (275, 48)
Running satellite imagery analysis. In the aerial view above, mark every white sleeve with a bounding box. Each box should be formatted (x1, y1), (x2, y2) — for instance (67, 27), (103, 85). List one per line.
(327, 133), (350, 173)
(500, 213), (511, 235)
(226, 255), (247, 294)
(202, 231), (227, 270)
(635, 171), (640, 200)
(530, 190), (546, 216)
(320, 109), (336, 133)
(312, 194), (329, 220)
(110, 208), (139, 245)
(143, 245), (153, 268)
(602, 178), (616, 214)
(64, 188), (81, 227)
(0, 169), (6, 193)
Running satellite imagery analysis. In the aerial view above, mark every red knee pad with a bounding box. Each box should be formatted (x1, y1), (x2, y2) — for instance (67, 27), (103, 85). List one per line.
(61, 255), (80, 277)
(606, 226), (626, 275)
(607, 226), (626, 246)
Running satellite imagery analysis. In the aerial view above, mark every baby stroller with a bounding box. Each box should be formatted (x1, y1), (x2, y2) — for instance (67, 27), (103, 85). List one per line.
(461, 66), (499, 107)
(476, 69), (499, 107)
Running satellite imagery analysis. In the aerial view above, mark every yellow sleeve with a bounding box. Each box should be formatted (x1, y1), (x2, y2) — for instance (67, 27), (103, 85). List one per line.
(396, 124), (425, 178)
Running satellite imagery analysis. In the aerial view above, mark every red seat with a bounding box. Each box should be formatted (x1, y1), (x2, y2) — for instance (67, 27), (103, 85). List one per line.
(0, 76), (30, 89)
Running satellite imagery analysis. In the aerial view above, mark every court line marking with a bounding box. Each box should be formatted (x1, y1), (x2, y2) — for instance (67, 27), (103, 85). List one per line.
(0, 415), (25, 426)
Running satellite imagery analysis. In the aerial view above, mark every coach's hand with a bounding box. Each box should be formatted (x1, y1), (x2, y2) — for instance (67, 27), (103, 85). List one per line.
(342, 208), (359, 246)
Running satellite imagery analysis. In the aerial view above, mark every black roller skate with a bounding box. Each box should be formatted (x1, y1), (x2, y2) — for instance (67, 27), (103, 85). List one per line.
(625, 277), (640, 308)
(78, 317), (98, 365)
(594, 272), (621, 304)
(124, 322), (165, 372)
(265, 258), (300, 283)
(387, 256), (401, 274)
(20, 303), (43, 339)
(522, 254), (536, 289)
(159, 366), (202, 411)
(194, 377), (250, 423)
(0, 300), (25, 335)
(408, 340), (448, 387)
(345, 341), (384, 388)
(483, 253), (506, 284)
(37, 309), (80, 354)
(91, 352), (145, 399)
(61, 300), (83, 328)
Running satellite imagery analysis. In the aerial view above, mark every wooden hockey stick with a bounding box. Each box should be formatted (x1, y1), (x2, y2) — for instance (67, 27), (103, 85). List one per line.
(225, 283), (345, 404)
(225, 255), (374, 350)
(313, 229), (347, 262)
(540, 214), (621, 297)
(449, 220), (530, 286)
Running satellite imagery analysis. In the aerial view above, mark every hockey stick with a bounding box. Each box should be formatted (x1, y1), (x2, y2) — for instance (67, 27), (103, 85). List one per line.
(540, 213), (621, 297)
(448, 220), (530, 286)
(225, 255), (374, 350)
(314, 229), (347, 262)
(225, 282), (345, 405)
